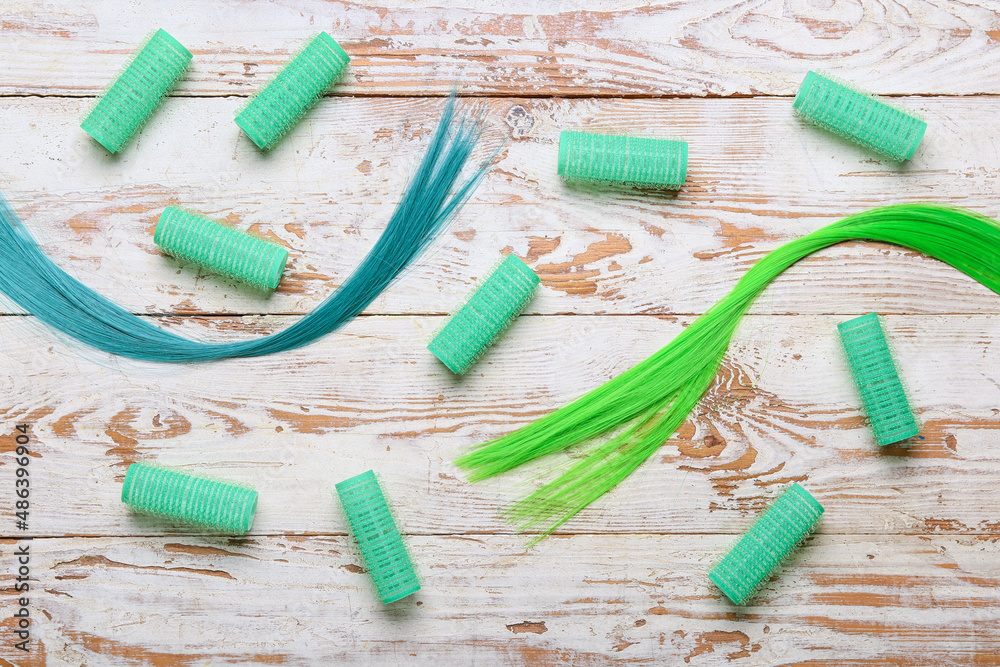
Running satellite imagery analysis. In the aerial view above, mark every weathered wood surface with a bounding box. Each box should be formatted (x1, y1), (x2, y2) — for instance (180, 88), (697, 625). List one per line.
(0, 314), (999, 540)
(4, 534), (1000, 666)
(2, 96), (1000, 318)
(3, 1), (1000, 665)
(3, 0), (1000, 97)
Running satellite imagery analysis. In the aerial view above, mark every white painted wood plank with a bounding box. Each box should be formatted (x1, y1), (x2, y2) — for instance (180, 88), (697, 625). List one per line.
(3, 0), (1000, 97)
(2, 534), (999, 665)
(2, 313), (998, 538)
(1, 96), (1000, 317)
(1, 2), (998, 663)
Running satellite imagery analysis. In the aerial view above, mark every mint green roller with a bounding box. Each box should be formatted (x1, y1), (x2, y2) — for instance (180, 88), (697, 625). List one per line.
(336, 471), (420, 604)
(429, 254), (540, 375)
(154, 206), (289, 291)
(81, 29), (192, 154)
(793, 71), (927, 161)
(121, 462), (258, 534)
(709, 483), (824, 606)
(838, 313), (919, 446)
(558, 131), (687, 190)
(235, 32), (350, 150)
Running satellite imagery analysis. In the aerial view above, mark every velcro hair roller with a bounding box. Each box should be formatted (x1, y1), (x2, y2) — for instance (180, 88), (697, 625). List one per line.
(154, 206), (289, 291)
(81, 29), (192, 154)
(793, 71), (927, 161)
(558, 131), (688, 190)
(121, 462), (258, 534)
(335, 470), (420, 604)
(235, 32), (350, 150)
(709, 483), (824, 606)
(838, 312), (919, 446)
(428, 253), (540, 375)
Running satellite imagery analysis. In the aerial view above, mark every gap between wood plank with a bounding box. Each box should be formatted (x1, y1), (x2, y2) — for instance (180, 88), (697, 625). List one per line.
(4, 92), (999, 100)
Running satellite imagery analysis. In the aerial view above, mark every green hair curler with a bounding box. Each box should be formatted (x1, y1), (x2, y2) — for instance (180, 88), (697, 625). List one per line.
(335, 471), (420, 604)
(428, 254), (540, 375)
(838, 312), (920, 446)
(154, 206), (289, 291)
(121, 462), (258, 534)
(709, 483), (824, 606)
(793, 71), (927, 161)
(81, 29), (192, 154)
(235, 32), (350, 150)
(558, 131), (688, 190)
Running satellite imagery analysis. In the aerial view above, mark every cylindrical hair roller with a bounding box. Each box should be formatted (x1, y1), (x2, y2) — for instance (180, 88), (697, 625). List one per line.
(81, 29), (192, 154)
(709, 483), (824, 606)
(428, 253), (540, 375)
(838, 312), (919, 446)
(335, 470), (420, 604)
(235, 32), (350, 150)
(154, 206), (289, 291)
(793, 71), (927, 162)
(558, 131), (688, 190)
(121, 462), (258, 534)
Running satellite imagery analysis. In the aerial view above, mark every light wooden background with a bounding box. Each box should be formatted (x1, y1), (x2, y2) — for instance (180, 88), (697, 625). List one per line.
(2, 1), (1000, 665)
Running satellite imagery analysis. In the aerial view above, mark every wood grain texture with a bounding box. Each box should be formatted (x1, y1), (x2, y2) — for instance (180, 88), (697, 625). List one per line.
(0, 314), (997, 539)
(3, 1), (1000, 665)
(1, 96), (1000, 318)
(3, 0), (1000, 97)
(4, 534), (1000, 666)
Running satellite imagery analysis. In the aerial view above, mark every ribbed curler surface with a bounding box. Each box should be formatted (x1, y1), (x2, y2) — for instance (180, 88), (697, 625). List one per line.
(709, 483), (824, 606)
(81, 29), (192, 154)
(428, 254), (540, 375)
(793, 71), (927, 161)
(838, 312), (920, 446)
(235, 32), (350, 150)
(336, 470), (420, 604)
(154, 206), (289, 291)
(121, 462), (258, 534)
(558, 131), (688, 190)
